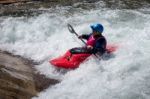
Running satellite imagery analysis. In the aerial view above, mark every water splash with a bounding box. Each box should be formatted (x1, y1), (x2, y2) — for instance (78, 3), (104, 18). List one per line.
(0, 8), (150, 99)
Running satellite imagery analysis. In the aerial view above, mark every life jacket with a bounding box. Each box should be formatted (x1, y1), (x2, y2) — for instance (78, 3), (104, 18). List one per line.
(86, 35), (97, 47)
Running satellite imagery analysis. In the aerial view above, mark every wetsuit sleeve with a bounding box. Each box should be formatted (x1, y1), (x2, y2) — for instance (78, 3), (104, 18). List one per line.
(80, 34), (91, 40)
(92, 37), (107, 55)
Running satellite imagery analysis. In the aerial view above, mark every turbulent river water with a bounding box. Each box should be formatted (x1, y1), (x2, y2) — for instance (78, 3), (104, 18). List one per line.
(0, 1), (150, 99)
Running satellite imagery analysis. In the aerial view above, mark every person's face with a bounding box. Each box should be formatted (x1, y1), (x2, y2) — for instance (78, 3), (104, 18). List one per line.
(93, 31), (100, 37)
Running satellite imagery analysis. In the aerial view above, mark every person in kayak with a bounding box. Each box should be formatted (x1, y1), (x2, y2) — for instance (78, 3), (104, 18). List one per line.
(70, 23), (107, 56)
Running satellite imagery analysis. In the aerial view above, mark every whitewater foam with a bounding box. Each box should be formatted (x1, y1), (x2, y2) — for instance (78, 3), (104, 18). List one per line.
(0, 8), (150, 99)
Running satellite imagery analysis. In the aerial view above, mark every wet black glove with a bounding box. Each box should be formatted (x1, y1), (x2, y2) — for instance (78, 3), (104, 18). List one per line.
(78, 35), (83, 39)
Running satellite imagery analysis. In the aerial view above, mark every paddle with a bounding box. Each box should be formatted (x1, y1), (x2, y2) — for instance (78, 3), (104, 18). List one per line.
(67, 24), (101, 60)
(67, 24), (86, 45)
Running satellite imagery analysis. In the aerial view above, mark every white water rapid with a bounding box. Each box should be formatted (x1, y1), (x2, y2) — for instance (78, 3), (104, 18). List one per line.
(0, 6), (150, 99)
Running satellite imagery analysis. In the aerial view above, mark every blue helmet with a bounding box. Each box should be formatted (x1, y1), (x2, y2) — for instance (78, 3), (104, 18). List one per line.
(90, 23), (104, 33)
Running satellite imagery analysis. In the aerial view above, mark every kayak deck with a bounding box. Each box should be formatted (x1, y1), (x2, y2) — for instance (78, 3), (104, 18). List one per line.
(50, 44), (118, 69)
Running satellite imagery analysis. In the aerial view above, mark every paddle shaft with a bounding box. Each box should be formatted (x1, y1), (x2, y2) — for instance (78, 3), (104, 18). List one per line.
(74, 31), (87, 45)
(68, 24), (86, 45)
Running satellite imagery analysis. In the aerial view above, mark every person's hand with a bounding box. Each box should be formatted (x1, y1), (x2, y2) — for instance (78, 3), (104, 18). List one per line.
(86, 45), (93, 50)
(78, 35), (82, 39)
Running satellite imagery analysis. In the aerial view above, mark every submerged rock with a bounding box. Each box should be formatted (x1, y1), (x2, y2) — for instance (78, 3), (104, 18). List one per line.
(0, 50), (59, 99)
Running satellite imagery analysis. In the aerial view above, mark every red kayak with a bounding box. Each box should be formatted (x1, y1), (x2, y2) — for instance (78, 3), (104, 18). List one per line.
(50, 44), (117, 69)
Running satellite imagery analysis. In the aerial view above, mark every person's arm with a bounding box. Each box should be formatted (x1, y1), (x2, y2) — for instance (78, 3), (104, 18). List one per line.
(78, 34), (91, 40)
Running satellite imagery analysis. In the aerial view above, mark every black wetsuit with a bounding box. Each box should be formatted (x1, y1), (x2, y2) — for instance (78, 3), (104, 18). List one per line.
(70, 34), (107, 55)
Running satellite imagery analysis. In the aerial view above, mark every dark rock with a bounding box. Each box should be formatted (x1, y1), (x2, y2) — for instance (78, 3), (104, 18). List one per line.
(0, 50), (59, 99)
(0, 0), (30, 4)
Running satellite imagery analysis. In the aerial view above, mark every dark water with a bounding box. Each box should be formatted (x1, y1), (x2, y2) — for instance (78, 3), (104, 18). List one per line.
(0, 0), (150, 17)
(101, 0), (150, 9)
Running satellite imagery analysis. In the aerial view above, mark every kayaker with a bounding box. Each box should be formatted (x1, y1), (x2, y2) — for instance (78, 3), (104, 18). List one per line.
(70, 23), (107, 56)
